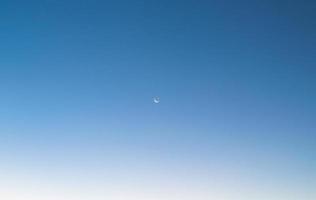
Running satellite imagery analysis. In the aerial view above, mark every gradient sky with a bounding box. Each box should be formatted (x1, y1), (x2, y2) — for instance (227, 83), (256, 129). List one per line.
(0, 0), (315, 199)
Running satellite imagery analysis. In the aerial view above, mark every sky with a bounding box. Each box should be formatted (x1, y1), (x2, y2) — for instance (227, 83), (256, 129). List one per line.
(0, 0), (315, 199)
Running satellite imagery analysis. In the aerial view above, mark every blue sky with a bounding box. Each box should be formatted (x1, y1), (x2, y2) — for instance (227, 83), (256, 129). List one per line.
(0, 1), (315, 199)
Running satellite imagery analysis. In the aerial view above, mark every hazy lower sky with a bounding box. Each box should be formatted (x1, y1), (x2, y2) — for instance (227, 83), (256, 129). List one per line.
(0, 1), (315, 200)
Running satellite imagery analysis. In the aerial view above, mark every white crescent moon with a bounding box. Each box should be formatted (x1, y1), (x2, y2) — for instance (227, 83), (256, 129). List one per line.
(153, 97), (160, 103)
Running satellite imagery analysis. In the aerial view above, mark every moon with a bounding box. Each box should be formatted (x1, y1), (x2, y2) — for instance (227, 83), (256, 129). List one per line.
(153, 97), (160, 104)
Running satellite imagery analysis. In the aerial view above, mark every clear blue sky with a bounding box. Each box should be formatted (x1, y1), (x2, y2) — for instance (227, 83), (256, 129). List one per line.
(0, 1), (315, 199)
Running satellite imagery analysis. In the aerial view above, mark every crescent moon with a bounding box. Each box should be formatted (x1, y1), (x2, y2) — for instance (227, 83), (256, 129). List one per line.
(153, 97), (160, 103)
